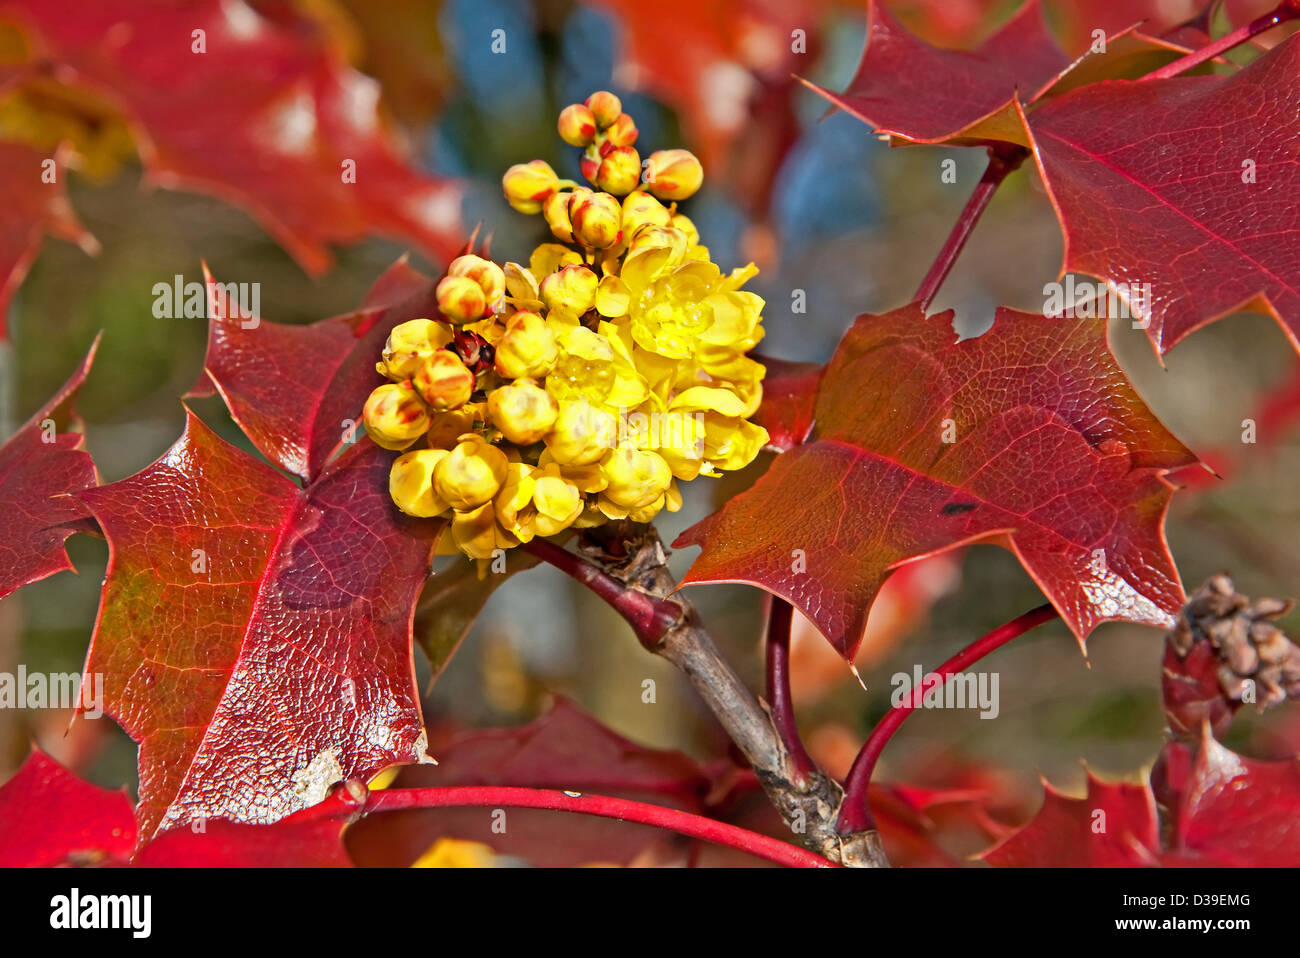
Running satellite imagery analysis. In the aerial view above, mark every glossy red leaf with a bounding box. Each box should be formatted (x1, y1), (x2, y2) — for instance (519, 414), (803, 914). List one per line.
(0, 748), (135, 867)
(346, 698), (715, 867)
(197, 259), (437, 480)
(981, 772), (1160, 867)
(677, 304), (1196, 657)
(804, 0), (1069, 147)
(77, 411), (441, 843)
(0, 142), (97, 341)
(1170, 733), (1300, 866)
(0, 0), (462, 276)
(752, 355), (821, 452)
(1027, 34), (1300, 354)
(0, 336), (99, 601)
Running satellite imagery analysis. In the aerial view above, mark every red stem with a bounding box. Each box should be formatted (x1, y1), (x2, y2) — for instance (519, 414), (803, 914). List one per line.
(836, 603), (1058, 833)
(765, 597), (815, 778)
(1143, 0), (1300, 81)
(912, 143), (1026, 311)
(366, 785), (839, 868)
(523, 537), (679, 648)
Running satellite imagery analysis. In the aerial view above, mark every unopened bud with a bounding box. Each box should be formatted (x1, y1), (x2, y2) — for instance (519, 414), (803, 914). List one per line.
(585, 90), (622, 129)
(594, 146), (641, 196)
(451, 501), (501, 559)
(363, 381), (429, 451)
(427, 403), (481, 449)
(540, 264), (599, 315)
(488, 379), (559, 445)
(503, 159), (559, 214)
(434, 434), (509, 510)
(558, 103), (597, 147)
(379, 318), (453, 380)
(644, 149), (703, 201)
(544, 399), (617, 465)
(448, 254), (505, 315)
(603, 113), (638, 150)
(569, 191), (622, 249)
(542, 191), (575, 243)
(495, 311), (558, 379)
(413, 349), (475, 411)
(437, 275), (488, 324)
(622, 190), (671, 236)
(390, 449), (451, 517)
(600, 447), (672, 510)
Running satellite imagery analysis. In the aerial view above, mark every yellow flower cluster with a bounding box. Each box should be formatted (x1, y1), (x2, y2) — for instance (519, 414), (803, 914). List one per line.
(363, 91), (769, 560)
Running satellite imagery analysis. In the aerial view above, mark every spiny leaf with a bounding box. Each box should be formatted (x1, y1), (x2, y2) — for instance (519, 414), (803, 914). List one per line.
(78, 411), (441, 843)
(677, 304), (1196, 657)
(1027, 33), (1300, 354)
(0, 335), (99, 601)
(0, 0), (462, 276)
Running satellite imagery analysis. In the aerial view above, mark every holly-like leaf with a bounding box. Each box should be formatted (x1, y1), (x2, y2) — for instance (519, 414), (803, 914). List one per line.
(0, 142), (97, 340)
(752, 355), (821, 452)
(677, 304), (1196, 657)
(803, 0), (1070, 147)
(0, 0), (463, 276)
(1027, 33), (1300, 354)
(0, 335), (99, 601)
(346, 698), (714, 867)
(981, 772), (1160, 867)
(77, 411), (441, 843)
(0, 748), (135, 867)
(197, 259), (437, 481)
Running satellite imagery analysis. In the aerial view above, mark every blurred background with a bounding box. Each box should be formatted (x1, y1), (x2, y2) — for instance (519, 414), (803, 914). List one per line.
(1, 0), (1297, 863)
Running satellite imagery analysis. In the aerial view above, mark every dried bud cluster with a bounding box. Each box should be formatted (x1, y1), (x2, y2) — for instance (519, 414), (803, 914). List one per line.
(364, 93), (769, 562)
(1169, 574), (1298, 707)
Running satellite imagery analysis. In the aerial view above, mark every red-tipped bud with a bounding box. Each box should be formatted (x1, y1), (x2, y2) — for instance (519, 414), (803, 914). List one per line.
(502, 159), (559, 214)
(644, 149), (704, 201)
(558, 103), (597, 147)
(594, 146), (641, 196)
(584, 90), (622, 129)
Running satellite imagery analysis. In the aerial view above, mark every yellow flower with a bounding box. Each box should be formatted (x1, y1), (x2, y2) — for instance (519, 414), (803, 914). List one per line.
(540, 264), (598, 317)
(378, 318), (453, 381)
(413, 349), (475, 411)
(544, 398), (617, 465)
(434, 434), (509, 510)
(390, 449), (451, 517)
(494, 310), (558, 380)
(503, 159), (559, 214)
(488, 379), (559, 445)
(557, 103), (597, 147)
(494, 462), (584, 542)
(599, 447), (672, 515)
(644, 149), (704, 201)
(363, 381), (429, 451)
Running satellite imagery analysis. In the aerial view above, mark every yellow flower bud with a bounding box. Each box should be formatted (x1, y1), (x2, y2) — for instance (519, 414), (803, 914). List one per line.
(542, 191), (574, 243)
(363, 381), (429, 451)
(494, 310), (558, 379)
(413, 348), (475, 411)
(427, 403), (481, 449)
(390, 449), (451, 517)
(628, 224), (688, 261)
(670, 211), (699, 246)
(585, 90), (622, 128)
(448, 254), (506, 315)
(645, 149), (704, 201)
(568, 190), (622, 249)
(540, 264), (598, 315)
(558, 103), (597, 146)
(487, 379), (558, 445)
(378, 318), (453, 380)
(594, 274), (631, 318)
(434, 434), (509, 510)
(604, 112), (638, 149)
(502, 159), (559, 214)
(436, 275), (488, 324)
(451, 501), (501, 559)
(545, 399), (617, 465)
(594, 146), (641, 196)
(531, 473), (583, 536)
(599, 447), (672, 511)
(622, 190), (671, 236)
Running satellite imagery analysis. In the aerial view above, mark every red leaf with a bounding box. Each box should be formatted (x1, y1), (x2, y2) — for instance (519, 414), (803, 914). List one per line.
(0, 0), (462, 275)
(981, 771), (1160, 867)
(804, 0), (1069, 147)
(0, 748), (135, 867)
(676, 304), (1195, 657)
(198, 259), (437, 480)
(0, 142), (97, 341)
(77, 411), (441, 843)
(346, 698), (714, 867)
(1027, 34), (1300, 354)
(1171, 733), (1300, 866)
(0, 336), (99, 601)
(752, 355), (821, 452)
